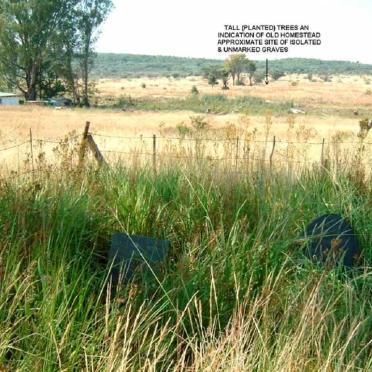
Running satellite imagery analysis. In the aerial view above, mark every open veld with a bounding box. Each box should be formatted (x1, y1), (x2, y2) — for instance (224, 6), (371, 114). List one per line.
(0, 70), (371, 370)
(1, 73), (372, 172)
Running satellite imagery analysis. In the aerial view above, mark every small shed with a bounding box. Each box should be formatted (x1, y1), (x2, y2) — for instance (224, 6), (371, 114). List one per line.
(0, 92), (21, 106)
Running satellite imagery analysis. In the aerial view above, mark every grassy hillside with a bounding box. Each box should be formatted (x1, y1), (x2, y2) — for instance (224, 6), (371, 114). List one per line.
(92, 53), (219, 78)
(92, 53), (372, 78)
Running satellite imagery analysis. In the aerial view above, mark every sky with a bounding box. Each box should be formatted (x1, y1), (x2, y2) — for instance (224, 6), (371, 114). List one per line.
(96, 0), (372, 63)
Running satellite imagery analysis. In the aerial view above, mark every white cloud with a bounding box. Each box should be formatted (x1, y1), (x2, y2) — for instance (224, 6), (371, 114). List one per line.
(96, 0), (372, 63)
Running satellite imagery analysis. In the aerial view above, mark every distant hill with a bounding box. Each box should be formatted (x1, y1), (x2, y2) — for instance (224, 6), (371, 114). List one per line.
(92, 53), (372, 78)
(92, 54), (218, 78)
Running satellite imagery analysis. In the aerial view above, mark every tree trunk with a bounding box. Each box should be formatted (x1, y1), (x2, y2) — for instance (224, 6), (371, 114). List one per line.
(25, 86), (37, 101)
(25, 60), (40, 101)
(237, 72), (241, 85)
(81, 26), (92, 108)
(65, 50), (80, 106)
(82, 60), (89, 107)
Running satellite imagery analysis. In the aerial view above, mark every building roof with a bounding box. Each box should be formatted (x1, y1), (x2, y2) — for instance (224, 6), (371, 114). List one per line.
(0, 92), (20, 98)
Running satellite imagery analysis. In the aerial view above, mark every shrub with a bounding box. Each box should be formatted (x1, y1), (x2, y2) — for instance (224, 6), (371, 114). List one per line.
(253, 71), (265, 84)
(271, 70), (285, 81)
(320, 73), (332, 82)
(207, 74), (218, 88)
(115, 95), (136, 109)
(190, 115), (208, 130)
(176, 122), (192, 137)
(191, 85), (199, 95)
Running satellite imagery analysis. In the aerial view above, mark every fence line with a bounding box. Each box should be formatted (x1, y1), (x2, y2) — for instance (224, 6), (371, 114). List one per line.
(0, 126), (371, 172)
(90, 132), (372, 146)
(0, 141), (28, 152)
(1, 134), (371, 151)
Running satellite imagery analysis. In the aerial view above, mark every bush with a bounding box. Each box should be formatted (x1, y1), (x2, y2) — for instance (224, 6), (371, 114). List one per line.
(114, 95), (136, 109)
(320, 73), (332, 82)
(191, 85), (199, 95)
(207, 74), (218, 88)
(176, 122), (192, 137)
(253, 71), (265, 84)
(190, 115), (209, 130)
(271, 70), (285, 81)
(141, 83), (146, 89)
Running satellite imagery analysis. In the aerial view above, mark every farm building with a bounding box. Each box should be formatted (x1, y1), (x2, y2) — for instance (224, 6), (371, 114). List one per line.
(0, 92), (21, 106)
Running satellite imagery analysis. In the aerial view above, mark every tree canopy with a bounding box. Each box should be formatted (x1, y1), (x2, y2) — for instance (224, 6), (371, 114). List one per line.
(0, 0), (113, 105)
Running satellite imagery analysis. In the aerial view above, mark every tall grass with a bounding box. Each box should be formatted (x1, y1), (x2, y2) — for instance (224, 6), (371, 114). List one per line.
(0, 159), (371, 370)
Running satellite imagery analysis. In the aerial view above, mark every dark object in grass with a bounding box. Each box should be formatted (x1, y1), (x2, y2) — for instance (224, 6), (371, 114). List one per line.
(108, 233), (170, 289)
(301, 214), (360, 268)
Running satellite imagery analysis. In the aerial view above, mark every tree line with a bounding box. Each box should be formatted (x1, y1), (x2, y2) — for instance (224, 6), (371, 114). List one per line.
(90, 54), (372, 80)
(0, 0), (113, 106)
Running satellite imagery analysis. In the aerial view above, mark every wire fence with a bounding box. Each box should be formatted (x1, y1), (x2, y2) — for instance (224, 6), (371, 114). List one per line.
(0, 128), (371, 178)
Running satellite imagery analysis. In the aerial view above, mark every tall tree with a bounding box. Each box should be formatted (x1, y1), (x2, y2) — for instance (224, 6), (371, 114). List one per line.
(0, 0), (77, 100)
(74, 0), (113, 107)
(224, 54), (247, 85)
(0, 0), (113, 104)
(247, 61), (256, 86)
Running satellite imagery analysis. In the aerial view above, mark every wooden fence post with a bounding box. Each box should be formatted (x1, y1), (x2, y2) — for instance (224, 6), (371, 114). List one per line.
(246, 140), (250, 173)
(79, 121), (90, 166)
(235, 136), (239, 171)
(321, 138), (325, 167)
(29, 128), (34, 175)
(86, 134), (107, 166)
(270, 136), (276, 170)
(153, 134), (157, 175)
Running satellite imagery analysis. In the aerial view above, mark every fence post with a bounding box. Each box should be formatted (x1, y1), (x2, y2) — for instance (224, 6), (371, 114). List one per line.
(235, 136), (239, 171)
(321, 138), (325, 167)
(153, 134), (157, 176)
(79, 121), (90, 166)
(246, 140), (250, 173)
(29, 128), (34, 176)
(86, 134), (107, 166)
(269, 136), (276, 170)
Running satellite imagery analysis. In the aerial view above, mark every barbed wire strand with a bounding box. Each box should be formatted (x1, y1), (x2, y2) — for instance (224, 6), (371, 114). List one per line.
(0, 141), (29, 152)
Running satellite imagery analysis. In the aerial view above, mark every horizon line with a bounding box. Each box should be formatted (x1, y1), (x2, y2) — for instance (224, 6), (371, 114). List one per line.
(95, 52), (372, 66)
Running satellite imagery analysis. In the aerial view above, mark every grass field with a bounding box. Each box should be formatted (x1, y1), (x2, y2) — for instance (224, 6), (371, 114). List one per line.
(96, 74), (372, 112)
(0, 73), (371, 370)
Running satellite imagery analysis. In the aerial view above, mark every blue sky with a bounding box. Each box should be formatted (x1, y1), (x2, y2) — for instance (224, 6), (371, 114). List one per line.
(96, 0), (372, 63)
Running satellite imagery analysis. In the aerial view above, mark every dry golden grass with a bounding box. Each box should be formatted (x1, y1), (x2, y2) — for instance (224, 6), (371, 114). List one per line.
(0, 106), (362, 143)
(0, 74), (371, 172)
(0, 105), (370, 174)
(96, 74), (372, 108)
